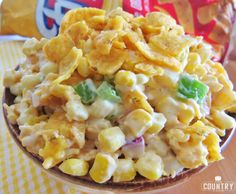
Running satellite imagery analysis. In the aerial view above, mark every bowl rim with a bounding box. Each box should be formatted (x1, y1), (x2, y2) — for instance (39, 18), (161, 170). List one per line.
(2, 86), (236, 193)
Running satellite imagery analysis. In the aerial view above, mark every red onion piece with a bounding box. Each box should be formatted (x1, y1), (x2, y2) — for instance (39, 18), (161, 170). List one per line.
(122, 136), (145, 159)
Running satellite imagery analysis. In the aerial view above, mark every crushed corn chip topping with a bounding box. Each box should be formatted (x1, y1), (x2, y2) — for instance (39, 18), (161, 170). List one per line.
(3, 7), (236, 183)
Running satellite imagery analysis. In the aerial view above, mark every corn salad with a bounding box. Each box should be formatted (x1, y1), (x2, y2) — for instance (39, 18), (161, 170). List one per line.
(3, 7), (236, 183)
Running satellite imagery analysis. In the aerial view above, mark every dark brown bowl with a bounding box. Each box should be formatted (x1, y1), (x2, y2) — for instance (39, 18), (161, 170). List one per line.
(2, 86), (236, 193)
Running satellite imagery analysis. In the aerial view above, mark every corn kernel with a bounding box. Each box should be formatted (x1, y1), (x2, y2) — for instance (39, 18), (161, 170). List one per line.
(124, 90), (153, 113)
(114, 70), (136, 87)
(77, 57), (90, 77)
(98, 127), (125, 153)
(202, 75), (223, 93)
(22, 38), (41, 56)
(50, 84), (74, 100)
(39, 137), (68, 169)
(185, 53), (201, 74)
(218, 73), (233, 89)
(146, 136), (169, 157)
(42, 157), (55, 169)
(3, 69), (22, 87)
(41, 61), (58, 75)
(65, 97), (89, 121)
(89, 98), (115, 118)
(59, 158), (89, 176)
(10, 82), (23, 96)
(87, 118), (112, 140)
(4, 104), (18, 125)
(135, 152), (163, 180)
(147, 112), (166, 134)
(123, 109), (152, 137)
(113, 159), (136, 182)
(21, 74), (41, 90)
(211, 110), (236, 130)
(39, 137), (67, 158)
(89, 153), (117, 183)
(136, 74), (149, 84)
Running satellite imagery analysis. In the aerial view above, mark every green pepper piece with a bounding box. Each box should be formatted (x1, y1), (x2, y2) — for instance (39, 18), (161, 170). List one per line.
(97, 81), (121, 103)
(74, 79), (97, 104)
(177, 74), (209, 103)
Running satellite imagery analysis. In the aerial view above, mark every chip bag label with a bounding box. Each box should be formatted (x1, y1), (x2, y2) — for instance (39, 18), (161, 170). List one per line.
(0, 0), (235, 60)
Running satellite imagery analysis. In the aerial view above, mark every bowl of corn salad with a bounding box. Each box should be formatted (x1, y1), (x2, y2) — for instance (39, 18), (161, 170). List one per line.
(3, 7), (236, 193)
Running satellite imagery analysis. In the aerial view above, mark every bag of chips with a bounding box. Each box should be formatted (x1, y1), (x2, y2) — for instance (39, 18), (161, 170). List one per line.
(0, 0), (235, 60)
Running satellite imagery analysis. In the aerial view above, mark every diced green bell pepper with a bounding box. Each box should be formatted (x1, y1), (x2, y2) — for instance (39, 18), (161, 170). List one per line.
(177, 74), (209, 103)
(74, 79), (97, 104)
(97, 81), (121, 103)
